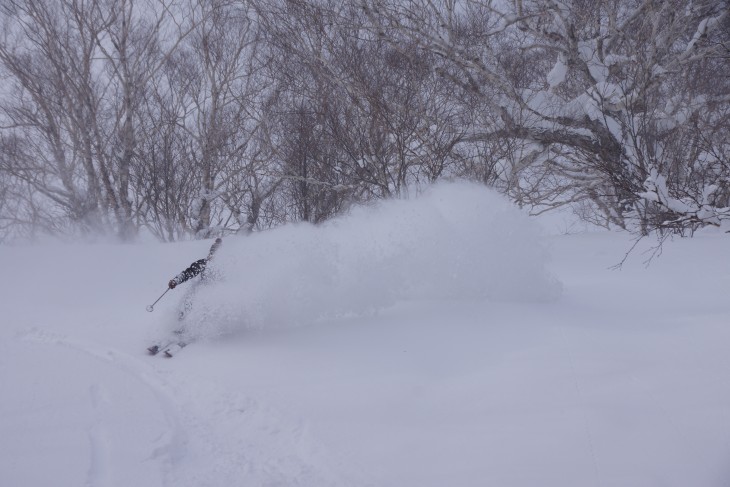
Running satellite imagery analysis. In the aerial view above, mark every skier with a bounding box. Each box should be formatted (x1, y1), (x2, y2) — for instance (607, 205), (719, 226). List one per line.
(148, 237), (223, 357)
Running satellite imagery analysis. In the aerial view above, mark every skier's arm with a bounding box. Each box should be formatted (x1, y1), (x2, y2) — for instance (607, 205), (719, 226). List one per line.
(169, 259), (207, 288)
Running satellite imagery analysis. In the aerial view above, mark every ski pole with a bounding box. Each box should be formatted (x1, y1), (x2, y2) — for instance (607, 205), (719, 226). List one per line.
(146, 288), (170, 312)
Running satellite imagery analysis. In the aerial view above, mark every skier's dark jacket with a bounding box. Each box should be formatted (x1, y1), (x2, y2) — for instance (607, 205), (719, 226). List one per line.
(169, 238), (222, 287)
(172, 258), (208, 286)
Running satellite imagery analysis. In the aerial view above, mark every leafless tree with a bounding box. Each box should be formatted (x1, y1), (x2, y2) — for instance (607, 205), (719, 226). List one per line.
(363, 0), (730, 234)
(1, 0), (727, 242)
(0, 0), (199, 240)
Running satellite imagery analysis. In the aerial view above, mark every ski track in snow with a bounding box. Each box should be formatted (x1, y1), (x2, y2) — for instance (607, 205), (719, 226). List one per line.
(87, 384), (112, 487)
(18, 328), (186, 486)
(16, 327), (351, 487)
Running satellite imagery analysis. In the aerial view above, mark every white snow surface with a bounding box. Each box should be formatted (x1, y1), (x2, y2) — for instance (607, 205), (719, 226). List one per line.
(1, 182), (729, 487)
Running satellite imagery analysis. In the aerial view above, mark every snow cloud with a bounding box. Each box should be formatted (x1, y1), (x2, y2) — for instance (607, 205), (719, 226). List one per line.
(181, 182), (561, 338)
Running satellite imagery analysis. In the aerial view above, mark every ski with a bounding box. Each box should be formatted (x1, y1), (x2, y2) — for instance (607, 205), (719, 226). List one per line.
(163, 342), (186, 358)
(147, 340), (187, 357)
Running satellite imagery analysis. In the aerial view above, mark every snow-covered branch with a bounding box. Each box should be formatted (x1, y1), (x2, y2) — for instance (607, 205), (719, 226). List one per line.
(639, 168), (730, 231)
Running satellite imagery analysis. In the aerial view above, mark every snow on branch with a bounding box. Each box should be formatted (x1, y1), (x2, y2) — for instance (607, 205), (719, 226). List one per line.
(640, 168), (730, 230)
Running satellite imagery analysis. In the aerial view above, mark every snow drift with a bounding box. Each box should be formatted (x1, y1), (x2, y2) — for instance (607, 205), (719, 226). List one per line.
(177, 182), (561, 339)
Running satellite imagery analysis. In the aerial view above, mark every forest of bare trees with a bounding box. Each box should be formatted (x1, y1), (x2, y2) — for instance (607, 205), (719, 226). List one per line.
(1, 0), (728, 242)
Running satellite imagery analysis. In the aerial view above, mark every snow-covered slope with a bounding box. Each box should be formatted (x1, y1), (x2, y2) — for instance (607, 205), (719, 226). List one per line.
(1, 182), (729, 487)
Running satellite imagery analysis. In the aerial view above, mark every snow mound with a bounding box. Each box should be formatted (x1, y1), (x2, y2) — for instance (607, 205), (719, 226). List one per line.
(180, 182), (561, 338)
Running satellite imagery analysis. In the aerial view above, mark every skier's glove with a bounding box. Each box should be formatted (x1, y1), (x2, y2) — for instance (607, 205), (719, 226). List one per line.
(168, 280), (177, 289)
